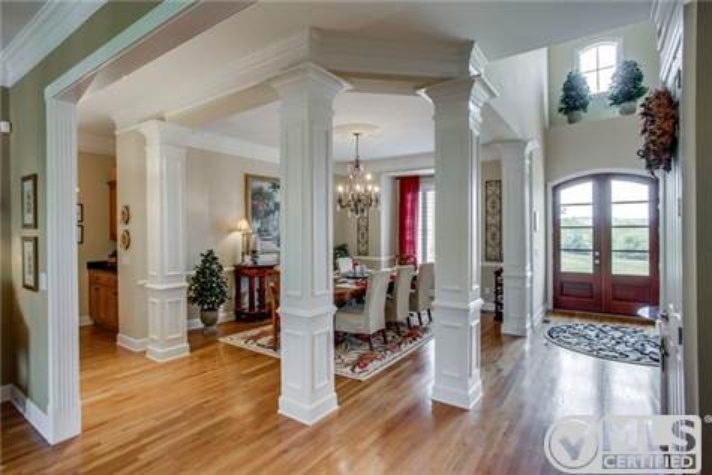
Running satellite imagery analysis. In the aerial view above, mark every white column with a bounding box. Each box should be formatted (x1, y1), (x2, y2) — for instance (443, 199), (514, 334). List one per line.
(271, 63), (350, 425)
(424, 76), (497, 409)
(138, 121), (191, 362)
(498, 141), (536, 336)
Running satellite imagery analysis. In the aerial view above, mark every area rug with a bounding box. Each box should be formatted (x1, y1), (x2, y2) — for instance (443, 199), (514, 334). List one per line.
(544, 322), (660, 367)
(220, 324), (433, 381)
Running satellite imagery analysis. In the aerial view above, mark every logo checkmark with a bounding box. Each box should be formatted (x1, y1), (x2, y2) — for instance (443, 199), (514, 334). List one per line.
(559, 434), (587, 461)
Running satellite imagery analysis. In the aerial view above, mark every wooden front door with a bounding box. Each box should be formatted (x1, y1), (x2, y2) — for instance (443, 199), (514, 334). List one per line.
(553, 174), (659, 315)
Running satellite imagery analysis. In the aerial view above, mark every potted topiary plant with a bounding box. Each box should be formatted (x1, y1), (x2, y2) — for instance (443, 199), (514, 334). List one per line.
(608, 60), (648, 115)
(558, 71), (591, 124)
(188, 249), (228, 335)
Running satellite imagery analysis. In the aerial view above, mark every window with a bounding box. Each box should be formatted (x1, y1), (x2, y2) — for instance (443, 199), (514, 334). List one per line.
(417, 180), (435, 264)
(558, 180), (594, 273)
(610, 179), (650, 276)
(577, 42), (618, 94)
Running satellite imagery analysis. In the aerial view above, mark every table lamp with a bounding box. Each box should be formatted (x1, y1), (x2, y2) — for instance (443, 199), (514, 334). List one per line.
(236, 218), (252, 264)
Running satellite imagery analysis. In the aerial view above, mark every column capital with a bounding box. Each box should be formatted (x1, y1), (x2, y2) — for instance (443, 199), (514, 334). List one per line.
(270, 62), (351, 100)
(136, 120), (193, 148)
(422, 75), (498, 131)
(495, 139), (539, 163)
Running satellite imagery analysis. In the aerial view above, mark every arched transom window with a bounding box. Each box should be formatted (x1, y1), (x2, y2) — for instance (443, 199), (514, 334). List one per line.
(577, 42), (618, 94)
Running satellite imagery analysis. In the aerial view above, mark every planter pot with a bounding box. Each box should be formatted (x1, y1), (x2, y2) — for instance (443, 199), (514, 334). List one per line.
(200, 310), (219, 335)
(619, 101), (638, 115)
(566, 110), (583, 124)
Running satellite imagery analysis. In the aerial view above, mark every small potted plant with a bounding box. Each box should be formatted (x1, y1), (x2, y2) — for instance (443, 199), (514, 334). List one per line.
(608, 60), (648, 115)
(188, 249), (228, 334)
(558, 71), (591, 124)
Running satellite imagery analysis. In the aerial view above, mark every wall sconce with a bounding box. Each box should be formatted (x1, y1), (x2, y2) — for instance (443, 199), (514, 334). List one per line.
(235, 218), (252, 264)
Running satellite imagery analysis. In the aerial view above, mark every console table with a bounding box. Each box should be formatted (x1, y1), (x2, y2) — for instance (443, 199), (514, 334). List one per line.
(234, 263), (277, 321)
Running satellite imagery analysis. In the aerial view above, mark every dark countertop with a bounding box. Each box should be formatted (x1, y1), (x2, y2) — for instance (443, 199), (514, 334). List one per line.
(87, 260), (117, 272)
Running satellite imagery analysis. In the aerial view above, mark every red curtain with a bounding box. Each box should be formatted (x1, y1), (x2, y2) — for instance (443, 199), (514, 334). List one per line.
(398, 176), (420, 258)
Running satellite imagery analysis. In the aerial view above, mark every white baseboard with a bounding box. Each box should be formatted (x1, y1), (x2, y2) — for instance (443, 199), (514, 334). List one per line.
(533, 305), (548, 329)
(482, 301), (496, 312)
(79, 315), (93, 327)
(116, 333), (149, 352)
(1, 384), (12, 403)
(188, 311), (233, 331)
(2, 384), (52, 443)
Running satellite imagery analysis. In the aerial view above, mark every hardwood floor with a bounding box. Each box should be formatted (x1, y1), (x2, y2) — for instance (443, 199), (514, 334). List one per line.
(1, 314), (659, 474)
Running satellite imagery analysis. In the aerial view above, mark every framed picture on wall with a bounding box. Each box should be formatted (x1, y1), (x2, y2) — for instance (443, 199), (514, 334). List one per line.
(245, 174), (280, 253)
(22, 236), (39, 291)
(76, 203), (84, 223)
(21, 174), (38, 229)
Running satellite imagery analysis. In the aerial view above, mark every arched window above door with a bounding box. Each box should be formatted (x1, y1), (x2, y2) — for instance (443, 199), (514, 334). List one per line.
(577, 42), (619, 94)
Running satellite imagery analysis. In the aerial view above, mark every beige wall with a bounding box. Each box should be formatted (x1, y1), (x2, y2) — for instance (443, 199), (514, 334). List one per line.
(6, 1), (156, 411)
(77, 152), (116, 318)
(548, 21), (660, 127)
(1, 87), (11, 386)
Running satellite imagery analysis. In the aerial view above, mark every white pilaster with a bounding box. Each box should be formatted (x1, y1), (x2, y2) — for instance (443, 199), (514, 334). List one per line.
(271, 63), (350, 425)
(498, 141), (536, 336)
(424, 75), (497, 409)
(138, 121), (191, 362)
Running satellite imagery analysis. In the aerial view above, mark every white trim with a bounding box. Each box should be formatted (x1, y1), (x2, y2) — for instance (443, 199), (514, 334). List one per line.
(1, 384), (12, 403)
(546, 168), (651, 311)
(78, 132), (115, 156)
(0, 0), (107, 87)
(533, 305), (547, 329)
(482, 301), (496, 312)
(3, 385), (52, 443)
(79, 315), (93, 327)
(116, 334), (149, 352)
(481, 261), (503, 268)
(188, 131), (279, 162)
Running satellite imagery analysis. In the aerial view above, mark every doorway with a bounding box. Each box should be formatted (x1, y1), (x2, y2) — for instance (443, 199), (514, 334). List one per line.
(553, 173), (659, 315)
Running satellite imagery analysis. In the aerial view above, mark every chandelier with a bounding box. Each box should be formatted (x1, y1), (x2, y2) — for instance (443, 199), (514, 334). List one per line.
(336, 132), (379, 217)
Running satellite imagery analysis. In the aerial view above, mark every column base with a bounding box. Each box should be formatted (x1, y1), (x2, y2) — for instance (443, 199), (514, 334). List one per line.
(432, 379), (482, 410)
(278, 392), (338, 425)
(146, 343), (190, 363)
(501, 320), (531, 337)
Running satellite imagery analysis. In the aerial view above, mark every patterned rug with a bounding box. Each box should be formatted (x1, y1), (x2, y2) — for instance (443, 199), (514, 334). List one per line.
(544, 322), (660, 367)
(220, 323), (433, 381)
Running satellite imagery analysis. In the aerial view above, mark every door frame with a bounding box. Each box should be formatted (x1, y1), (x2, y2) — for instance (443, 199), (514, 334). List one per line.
(546, 168), (651, 315)
(42, 1), (250, 445)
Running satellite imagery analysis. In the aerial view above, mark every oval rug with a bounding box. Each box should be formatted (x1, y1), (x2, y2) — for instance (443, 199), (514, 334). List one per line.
(544, 322), (660, 367)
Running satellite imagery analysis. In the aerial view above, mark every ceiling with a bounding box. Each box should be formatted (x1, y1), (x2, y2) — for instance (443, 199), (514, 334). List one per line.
(76, 0), (652, 160)
(0, 1), (45, 49)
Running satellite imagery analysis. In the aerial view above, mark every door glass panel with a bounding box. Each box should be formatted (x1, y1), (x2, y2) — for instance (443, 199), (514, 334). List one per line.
(612, 203), (649, 226)
(560, 181), (592, 205)
(561, 250), (593, 273)
(612, 227), (649, 251)
(612, 251), (649, 276)
(561, 227), (593, 250)
(611, 180), (648, 202)
(560, 204), (593, 226)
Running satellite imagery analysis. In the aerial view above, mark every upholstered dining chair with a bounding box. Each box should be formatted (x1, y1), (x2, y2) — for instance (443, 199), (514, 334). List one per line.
(267, 269), (281, 350)
(410, 262), (434, 325)
(336, 257), (354, 274)
(334, 269), (390, 351)
(385, 265), (415, 334)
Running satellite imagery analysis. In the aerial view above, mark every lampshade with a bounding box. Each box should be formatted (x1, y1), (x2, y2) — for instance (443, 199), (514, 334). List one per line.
(236, 218), (251, 233)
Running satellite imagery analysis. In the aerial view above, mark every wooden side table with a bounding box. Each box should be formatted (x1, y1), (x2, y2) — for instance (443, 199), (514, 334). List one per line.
(234, 264), (277, 321)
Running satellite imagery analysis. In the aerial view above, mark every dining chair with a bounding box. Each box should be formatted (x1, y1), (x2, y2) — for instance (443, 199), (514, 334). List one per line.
(336, 256), (354, 274)
(385, 265), (415, 334)
(267, 269), (281, 350)
(410, 262), (434, 325)
(334, 269), (390, 351)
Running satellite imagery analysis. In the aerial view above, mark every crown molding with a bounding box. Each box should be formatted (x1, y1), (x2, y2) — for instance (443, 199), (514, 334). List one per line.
(188, 130), (279, 163)
(0, 0), (107, 87)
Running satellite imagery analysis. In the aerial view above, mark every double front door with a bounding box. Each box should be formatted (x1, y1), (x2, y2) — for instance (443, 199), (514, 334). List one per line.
(553, 174), (659, 315)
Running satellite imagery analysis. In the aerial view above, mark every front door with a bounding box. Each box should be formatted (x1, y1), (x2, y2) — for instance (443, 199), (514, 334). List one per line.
(553, 174), (659, 315)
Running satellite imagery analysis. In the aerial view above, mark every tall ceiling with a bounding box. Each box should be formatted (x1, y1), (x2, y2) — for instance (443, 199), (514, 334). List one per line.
(75, 0), (652, 160)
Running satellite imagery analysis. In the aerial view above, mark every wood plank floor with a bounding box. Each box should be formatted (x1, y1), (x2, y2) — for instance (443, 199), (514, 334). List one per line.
(1, 313), (659, 474)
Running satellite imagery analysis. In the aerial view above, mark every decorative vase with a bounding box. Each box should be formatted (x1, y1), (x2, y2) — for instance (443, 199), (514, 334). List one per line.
(619, 101), (637, 116)
(200, 309), (219, 335)
(567, 110), (583, 124)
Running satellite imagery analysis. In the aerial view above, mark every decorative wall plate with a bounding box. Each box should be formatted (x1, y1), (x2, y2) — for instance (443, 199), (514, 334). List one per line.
(120, 205), (131, 225)
(120, 229), (131, 250)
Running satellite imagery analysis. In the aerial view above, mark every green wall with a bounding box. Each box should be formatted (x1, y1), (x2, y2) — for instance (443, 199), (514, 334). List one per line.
(7, 1), (157, 412)
(1, 87), (11, 388)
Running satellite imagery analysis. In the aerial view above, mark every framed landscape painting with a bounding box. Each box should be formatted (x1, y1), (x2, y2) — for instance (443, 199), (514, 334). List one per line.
(245, 174), (280, 253)
(21, 174), (38, 229)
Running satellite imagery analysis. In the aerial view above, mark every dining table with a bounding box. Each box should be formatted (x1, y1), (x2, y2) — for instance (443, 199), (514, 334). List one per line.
(332, 268), (417, 308)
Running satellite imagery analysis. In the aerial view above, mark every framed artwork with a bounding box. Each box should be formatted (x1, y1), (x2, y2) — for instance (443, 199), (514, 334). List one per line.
(76, 203), (84, 223)
(21, 174), (38, 229)
(77, 224), (84, 245)
(245, 174), (280, 253)
(357, 215), (369, 255)
(22, 237), (39, 291)
(485, 180), (503, 262)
